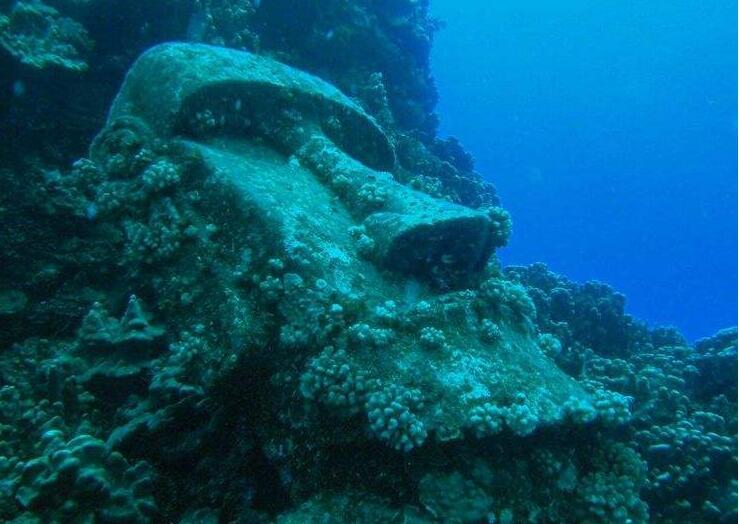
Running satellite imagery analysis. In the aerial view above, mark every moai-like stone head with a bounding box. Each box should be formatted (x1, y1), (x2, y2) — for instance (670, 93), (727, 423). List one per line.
(96, 43), (591, 452)
(104, 42), (502, 289)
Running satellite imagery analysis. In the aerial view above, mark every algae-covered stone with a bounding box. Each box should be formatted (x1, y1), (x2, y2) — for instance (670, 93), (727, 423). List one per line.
(94, 42), (591, 450)
(0, 1), (91, 71)
(296, 134), (498, 285)
(103, 43), (500, 288)
(106, 42), (395, 172)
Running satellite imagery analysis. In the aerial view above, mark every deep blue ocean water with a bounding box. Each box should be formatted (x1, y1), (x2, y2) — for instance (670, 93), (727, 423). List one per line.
(430, 0), (737, 341)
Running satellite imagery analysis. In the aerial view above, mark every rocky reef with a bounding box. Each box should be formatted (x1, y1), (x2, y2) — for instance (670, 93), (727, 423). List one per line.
(0, 1), (736, 523)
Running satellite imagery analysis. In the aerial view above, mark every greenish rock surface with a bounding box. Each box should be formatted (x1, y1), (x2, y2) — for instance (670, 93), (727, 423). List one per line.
(0, 0), (91, 71)
(98, 42), (590, 448)
(107, 42), (395, 172)
(105, 43), (501, 285)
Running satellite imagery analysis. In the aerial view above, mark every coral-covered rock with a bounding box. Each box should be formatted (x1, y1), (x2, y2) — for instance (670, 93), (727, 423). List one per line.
(11, 432), (157, 522)
(0, 0), (91, 71)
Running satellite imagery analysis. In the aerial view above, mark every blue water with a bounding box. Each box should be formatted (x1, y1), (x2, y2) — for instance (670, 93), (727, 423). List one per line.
(431, 0), (737, 340)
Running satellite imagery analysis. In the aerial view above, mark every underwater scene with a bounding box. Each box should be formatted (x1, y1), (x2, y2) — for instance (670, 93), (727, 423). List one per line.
(0, 1), (735, 523)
